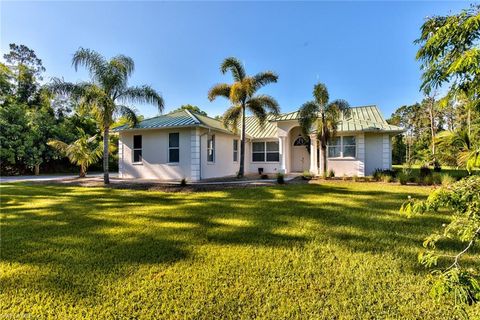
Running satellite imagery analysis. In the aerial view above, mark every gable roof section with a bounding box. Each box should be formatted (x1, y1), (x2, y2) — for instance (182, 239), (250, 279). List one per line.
(266, 105), (403, 137)
(113, 110), (235, 135)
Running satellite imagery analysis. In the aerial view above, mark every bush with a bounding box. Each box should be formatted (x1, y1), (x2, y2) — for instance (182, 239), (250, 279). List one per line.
(328, 169), (335, 178)
(261, 174), (269, 179)
(302, 170), (313, 180)
(382, 174), (394, 183)
(352, 175), (360, 182)
(373, 169), (397, 181)
(423, 175), (434, 186)
(433, 160), (442, 172)
(419, 165), (432, 179)
(276, 172), (285, 184)
(180, 178), (187, 187)
(441, 174), (456, 186)
(398, 172), (409, 185)
(432, 173), (442, 185)
(342, 174), (348, 181)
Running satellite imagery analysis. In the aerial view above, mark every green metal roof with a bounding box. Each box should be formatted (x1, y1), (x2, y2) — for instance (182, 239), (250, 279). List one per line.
(114, 105), (403, 137)
(113, 110), (198, 131)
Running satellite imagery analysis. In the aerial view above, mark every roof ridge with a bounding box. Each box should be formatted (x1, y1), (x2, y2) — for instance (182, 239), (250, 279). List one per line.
(183, 109), (201, 124)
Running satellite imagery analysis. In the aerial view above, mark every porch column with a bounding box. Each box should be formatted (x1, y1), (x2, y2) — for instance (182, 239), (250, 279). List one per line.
(279, 135), (287, 174)
(309, 134), (318, 175)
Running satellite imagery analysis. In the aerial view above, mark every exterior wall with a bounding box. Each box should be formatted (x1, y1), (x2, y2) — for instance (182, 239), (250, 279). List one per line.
(199, 129), (240, 179)
(364, 133), (391, 176)
(119, 128), (192, 180)
(326, 133), (365, 177)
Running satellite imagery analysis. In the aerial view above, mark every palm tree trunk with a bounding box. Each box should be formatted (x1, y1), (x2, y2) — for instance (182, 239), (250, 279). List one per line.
(321, 137), (327, 177)
(239, 104), (246, 178)
(103, 127), (110, 184)
(79, 165), (86, 178)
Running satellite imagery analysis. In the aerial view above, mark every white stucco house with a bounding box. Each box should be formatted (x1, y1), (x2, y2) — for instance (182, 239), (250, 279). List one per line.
(114, 105), (403, 181)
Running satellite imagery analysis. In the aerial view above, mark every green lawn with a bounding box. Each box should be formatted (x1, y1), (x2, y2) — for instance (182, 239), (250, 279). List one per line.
(1, 182), (479, 319)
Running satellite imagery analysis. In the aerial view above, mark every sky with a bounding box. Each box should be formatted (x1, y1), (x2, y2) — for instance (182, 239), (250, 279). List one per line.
(0, 1), (469, 119)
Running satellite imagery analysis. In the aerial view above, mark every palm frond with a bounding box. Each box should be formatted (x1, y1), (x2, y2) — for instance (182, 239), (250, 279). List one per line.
(253, 71), (278, 91)
(247, 94), (280, 115)
(247, 100), (267, 127)
(47, 139), (69, 153)
(298, 101), (319, 135)
(72, 48), (106, 82)
(327, 99), (351, 119)
(222, 105), (242, 132)
(313, 83), (329, 107)
(116, 105), (139, 127)
(220, 57), (246, 82)
(111, 55), (135, 77)
(208, 83), (231, 101)
(118, 85), (164, 113)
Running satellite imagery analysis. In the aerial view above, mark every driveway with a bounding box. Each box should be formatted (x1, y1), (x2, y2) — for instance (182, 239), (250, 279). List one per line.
(0, 173), (116, 183)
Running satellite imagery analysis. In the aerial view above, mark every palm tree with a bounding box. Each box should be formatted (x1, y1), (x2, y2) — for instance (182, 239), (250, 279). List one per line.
(298, 82), (350, 176)
(436, 130), (480, 173)
(48, 129), (103, 178)
(49, 48), (164, 184)
(208, 57), (279, 177)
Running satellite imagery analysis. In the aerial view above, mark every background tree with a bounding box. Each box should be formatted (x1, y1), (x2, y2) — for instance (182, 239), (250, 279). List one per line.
(416, 4), (480, 112)
(1, 44), (75, 175)
(208, 57), (279, 177)
(48, 129), (103, 177)
(172, 104), (207, 116)
(49, 48), (164, 184)
(298, 82), (350, 176)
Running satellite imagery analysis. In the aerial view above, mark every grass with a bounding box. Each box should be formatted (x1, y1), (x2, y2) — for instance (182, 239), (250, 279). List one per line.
(1, 182), (479, 319)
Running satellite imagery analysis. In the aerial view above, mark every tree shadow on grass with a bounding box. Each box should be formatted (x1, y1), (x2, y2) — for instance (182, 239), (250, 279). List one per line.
(1, 182), (476, 301)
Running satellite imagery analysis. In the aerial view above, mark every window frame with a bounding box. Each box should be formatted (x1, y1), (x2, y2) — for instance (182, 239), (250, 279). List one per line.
(168, 132), (180, 164)
(233, 139), (238, 162)
(207, 134), (215, 163)
(327, 136), (357, 159)
(132, 135), (142, 164)
(251, 141), (280, 163)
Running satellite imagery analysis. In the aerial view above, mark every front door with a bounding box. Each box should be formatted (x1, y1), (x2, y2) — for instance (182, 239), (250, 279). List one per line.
(292, 136), (310, 172)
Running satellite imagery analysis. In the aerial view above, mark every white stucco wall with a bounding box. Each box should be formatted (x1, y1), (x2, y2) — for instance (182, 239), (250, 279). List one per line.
(364, 133), (389, 176)
(199, 129), (241, 179)
(119, 128), (192, 180)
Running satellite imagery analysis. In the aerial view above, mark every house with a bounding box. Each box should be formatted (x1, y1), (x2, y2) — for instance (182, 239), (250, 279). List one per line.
(114, 105), (403, 180)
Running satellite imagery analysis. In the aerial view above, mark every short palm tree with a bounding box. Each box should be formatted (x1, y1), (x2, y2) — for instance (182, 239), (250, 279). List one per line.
(208, 57), (279, 177)
(48, 129), (103, 178)
(436, 130), (480, 173)
(299, 83), (350, 176)
(49, 48), (164, 184)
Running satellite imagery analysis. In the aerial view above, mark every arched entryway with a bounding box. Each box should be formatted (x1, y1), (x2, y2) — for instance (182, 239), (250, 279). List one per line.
(289, 127), (310, 172)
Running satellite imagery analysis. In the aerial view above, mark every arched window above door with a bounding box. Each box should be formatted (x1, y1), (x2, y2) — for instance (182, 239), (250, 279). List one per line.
(293, 135), (309, 146)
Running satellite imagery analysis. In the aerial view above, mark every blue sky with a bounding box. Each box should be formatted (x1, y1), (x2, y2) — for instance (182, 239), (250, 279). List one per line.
(1, 1), (468, 119)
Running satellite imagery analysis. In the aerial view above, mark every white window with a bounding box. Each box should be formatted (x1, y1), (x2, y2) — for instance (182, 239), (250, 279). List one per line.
(342, 136), (356, 158)
(328, 136), (356, 158)
(252, 141), (279, 162)
(207, 134), (215, 162)
(169, 133), (179, 163)
(233, 139), (238, 162)
(133, 135), (142, 163)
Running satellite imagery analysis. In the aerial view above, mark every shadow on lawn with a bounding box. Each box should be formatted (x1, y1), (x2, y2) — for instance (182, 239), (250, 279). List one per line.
(1, 182), (475, 299)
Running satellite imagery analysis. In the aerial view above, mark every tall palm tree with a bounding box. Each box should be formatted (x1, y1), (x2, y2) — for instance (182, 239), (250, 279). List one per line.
(299, 83), (350, 176)
(208, 57), (279, 177)
(49, 48), (164, 184)
(48, 129), (103, 178)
